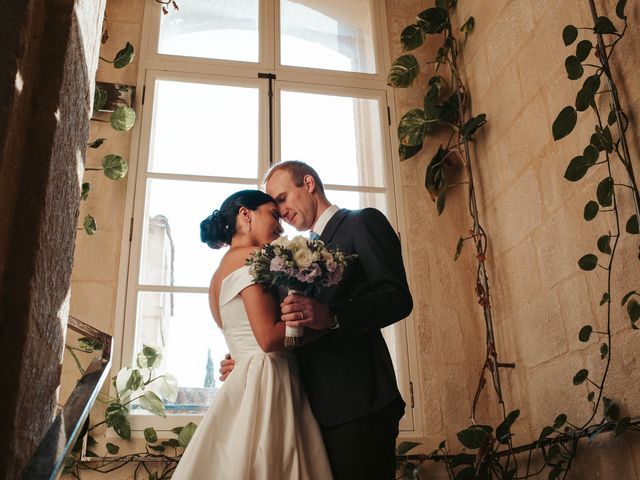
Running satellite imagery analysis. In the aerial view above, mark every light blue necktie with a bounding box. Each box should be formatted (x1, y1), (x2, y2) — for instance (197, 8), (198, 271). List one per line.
(309, 231), (320, 240)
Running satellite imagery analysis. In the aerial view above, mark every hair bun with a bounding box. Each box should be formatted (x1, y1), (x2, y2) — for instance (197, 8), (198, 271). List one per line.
(200, 209), (230, 249)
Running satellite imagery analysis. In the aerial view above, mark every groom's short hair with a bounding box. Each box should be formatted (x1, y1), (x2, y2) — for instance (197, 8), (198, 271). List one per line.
(264, 160), (325, 194)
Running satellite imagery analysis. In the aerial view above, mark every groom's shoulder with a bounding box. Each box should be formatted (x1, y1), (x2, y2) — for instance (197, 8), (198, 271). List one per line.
(346, 207), (389, 224)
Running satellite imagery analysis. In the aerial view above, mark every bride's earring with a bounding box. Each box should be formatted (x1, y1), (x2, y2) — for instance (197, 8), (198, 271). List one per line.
(247, 217), (252, 232)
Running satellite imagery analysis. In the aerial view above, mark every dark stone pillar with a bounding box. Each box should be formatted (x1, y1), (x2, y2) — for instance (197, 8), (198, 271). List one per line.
(0, 0), (103, 477)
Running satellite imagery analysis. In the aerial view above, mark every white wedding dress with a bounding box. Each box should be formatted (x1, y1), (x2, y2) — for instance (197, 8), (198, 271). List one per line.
(172, 266), (333, 480)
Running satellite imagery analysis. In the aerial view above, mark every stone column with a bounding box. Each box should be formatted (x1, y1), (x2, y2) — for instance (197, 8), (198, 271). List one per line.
(0, 0), (104, 477)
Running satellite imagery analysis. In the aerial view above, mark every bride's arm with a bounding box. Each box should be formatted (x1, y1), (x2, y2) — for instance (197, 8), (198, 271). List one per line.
(241, 284), (287, 352)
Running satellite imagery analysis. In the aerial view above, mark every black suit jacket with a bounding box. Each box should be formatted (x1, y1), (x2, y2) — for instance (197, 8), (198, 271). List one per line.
(297, 208), (413, 427)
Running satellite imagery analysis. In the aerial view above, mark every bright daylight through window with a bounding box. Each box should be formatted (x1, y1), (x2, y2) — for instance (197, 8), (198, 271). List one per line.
(119, 0), (418, 433)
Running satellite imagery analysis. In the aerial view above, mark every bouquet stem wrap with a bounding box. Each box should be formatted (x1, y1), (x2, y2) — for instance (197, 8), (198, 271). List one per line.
(285, 289), (304, 347)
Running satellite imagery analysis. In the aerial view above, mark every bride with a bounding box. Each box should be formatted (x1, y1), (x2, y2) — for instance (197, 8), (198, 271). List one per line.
(172, 189), (332, 480)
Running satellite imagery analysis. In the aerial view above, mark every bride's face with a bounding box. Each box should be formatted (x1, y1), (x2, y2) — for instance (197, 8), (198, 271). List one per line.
(250, 202), (283, 245)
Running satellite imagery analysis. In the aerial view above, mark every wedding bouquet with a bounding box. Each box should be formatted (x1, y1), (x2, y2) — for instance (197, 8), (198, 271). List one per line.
(246, 235), (355, 346)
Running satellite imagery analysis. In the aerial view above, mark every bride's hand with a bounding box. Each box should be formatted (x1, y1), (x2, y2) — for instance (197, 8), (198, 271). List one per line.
(219, 353), (235, 381)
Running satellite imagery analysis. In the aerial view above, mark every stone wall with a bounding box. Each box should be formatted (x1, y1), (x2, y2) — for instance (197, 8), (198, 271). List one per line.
(0, 0), (105, 477)
(387, 0), (640, 477)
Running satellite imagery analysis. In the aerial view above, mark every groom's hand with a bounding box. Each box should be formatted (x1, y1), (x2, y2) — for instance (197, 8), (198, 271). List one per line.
(219, 353), (235, 381)
(281, 293), (333, 330)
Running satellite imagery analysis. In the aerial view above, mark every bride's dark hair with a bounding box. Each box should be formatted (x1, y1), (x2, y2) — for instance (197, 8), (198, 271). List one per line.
(200, 190), (275, 249)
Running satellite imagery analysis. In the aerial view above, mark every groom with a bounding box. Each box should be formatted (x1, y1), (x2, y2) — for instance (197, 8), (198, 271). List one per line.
(223, 161), (413, 479)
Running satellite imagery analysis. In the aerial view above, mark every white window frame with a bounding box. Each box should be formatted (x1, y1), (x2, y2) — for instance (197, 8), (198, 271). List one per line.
(111, 0), (423, 437)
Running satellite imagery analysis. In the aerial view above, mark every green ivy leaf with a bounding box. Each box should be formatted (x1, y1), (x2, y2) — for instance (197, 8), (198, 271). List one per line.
(105, 442), (119, 455)
(83, 215), (97, 235)
(583, 144), (599, 164)
(149, 444), (166, 453)
(578, 325), (592, 342)
(621, 291), (638, 305)
(552, 106), (577, 141)
(583, 200), (599, 221)
(397, 441), (421, 455)
(600, 292), (610, 306)
(94, 85), (108, 112)
(398, 109), (430, 146)
(626, 215), (639, 234)
(547, 443), (561, 462)
(564, 155), (591, 182)
(78, 337), (103, 352)
(113, 42), (135, 68)
(578, 254), (598, 271)
(88, 138), (106, 149)
(456, 425), (492, 449)
(565, 55), (584, 80)
(110, 106), (136, 131)
(454, 237), (464, 261)
(628, 299), (640, 328)
(562, 25), (578, 46)
(425, 146), (447, 200)
(594, 16), (617, 34)
(139, 391), (166, 418)
(607, 110), (617, 125)
(399, 143), (423, 161)
(144, 427), (158, 444)
(596, 177), (613, 207)
(553, 414), (567, 430)
(596, 125), (613, 152)
(80, 182), (91, 201)
(178, 422), (198, 448)
(126, 369), (143, 392)
(603, 397), (620, 421)
(576, 40), (593, 61)
(454, 467), (475, 480)
(417, 7), (449, 34)
(460, 113), (487, 140)
(597, 235), (611, 255)
(102, 154), (129, 180)
(460, 16), (475, 36)
(615, 417), (631, 437)
(137, 343), (163, 369)
(400, 25), (423, 51)
(496, 409), (520, 444)
(538, 426), (555, 445)
(105, 403), (130, 440)
(573, 368), (589, 385)
(388, 55), (420, 88)
(437, 187), (447, 216)
(588, 391), (595, 402)
(163, 438), (181, 448)
(600, 342), (609, 359)
(616, 0), (628, 20)
(158, 373), (179, 403)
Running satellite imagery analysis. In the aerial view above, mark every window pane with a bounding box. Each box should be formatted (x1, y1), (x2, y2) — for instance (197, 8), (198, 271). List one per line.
(158, 0), (259, 62)
(132, 292), (227, 415)
(280, 0), (377, 73)
(148, 80), (259, 178)
(139, 179), (254, 287)
(280, 90), (385, 187)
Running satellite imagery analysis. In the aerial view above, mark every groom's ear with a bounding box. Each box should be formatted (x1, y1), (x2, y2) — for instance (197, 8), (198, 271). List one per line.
(303, 174), (316, 193)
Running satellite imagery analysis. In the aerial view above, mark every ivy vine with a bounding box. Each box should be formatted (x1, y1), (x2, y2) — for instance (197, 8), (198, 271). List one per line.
(391, 1), (639, 479)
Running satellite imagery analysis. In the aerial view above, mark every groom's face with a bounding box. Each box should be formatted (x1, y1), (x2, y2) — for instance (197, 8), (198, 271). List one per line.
(266, 170), (316, 231)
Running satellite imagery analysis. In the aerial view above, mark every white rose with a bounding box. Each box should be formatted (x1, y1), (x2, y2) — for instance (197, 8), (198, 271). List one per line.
(291, 235), (308, 248)
(272, 235), (291, 248)
(293, 247), (313, 268)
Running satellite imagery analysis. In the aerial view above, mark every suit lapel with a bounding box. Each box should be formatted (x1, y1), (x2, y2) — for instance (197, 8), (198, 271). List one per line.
(320, 208), (349, 244)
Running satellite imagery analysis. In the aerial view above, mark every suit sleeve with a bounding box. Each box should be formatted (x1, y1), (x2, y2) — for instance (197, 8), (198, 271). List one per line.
(330, 208), (413, 334)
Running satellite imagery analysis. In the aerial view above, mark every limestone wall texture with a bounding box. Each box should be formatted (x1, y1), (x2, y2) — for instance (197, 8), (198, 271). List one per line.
(387, 0), (640, 478)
